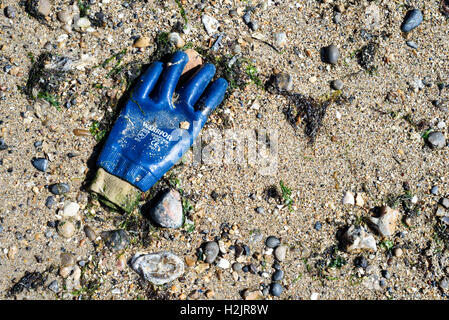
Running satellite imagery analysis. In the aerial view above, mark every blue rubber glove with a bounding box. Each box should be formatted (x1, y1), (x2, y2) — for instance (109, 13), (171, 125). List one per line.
(93, 51), (227, 204)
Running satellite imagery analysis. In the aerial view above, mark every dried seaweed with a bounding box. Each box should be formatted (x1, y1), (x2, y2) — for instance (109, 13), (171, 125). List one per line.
(357, 41), (378, 71)
(8, 271), (47, 296)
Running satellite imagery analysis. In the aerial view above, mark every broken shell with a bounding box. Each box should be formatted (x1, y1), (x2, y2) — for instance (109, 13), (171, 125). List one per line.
(368, 206), (400, 238)
(342, 225), (377, 253)
(131, 251), (184, 285)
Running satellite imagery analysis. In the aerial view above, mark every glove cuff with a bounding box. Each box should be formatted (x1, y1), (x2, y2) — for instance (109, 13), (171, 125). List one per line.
(97, 148), (160, 191)
(89, 168), (142, 213)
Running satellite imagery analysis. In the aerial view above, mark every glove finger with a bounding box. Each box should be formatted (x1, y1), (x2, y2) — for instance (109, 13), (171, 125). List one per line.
(153, 51), (188, 104)
(178, 63), (216, 107)
(196, 78), (228, 122)
(133, 61), (164, 101)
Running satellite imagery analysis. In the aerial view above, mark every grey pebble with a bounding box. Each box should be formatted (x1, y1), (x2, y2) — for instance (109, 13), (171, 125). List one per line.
(50, 183), (70, 195)
(232, 262), (243, 272)
(101, 229), (129, 251)
(203, 241), (219, 263)
(274, 245), (287, 261)
(406, 41), (418, 49)
(322, 44), (339, 64)
(427, 131), (446, 149)
(272, 73), (293, 92)
(333, 12), (341, 24)
(32, 158), (49, 172)
(431, 186), (439, 195)
(401, 9), (423, 33)
(45, 196), (56, 208)
(270, 283), (283, 297)
(272, 269), (284, 281)
(255, 207), (265, 214)
(48, 280), (60, 293)
(147, 189), (184, 229)
(4, 6), (16, 18)
(83, 225), (96, 241)
(331, 79), (344, 90)
(440, 198), (449, 209)
(265, 236), (280, 248)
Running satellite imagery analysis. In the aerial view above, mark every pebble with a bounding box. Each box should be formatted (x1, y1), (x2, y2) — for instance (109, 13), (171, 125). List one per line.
(202, 15), (219, 36)
(50, 183), (70, 195)
(265, 236), (280, 248)
(45, 196), (56, 208)
(4, 6), (16, 18)
(74, 17), (92, 32)
(83, 225), (96, 241)
(48, 280), (60, 293)
(148, 189), (183, 229)
(314, 221), (322, 231)
(342, 191), (355, 205)
(273, 262), (281, 270)
(322, 44), (339, 64)
(101, 229), (129, 251)
(427, 131), (446, 149)
(331, 79), (344, 90)
(343, 225), (377, 252)
(368, 206), (400, 237)
(57, 220), (75, 238)
(62, 201), (80, 220)
(406, 41), (418, 49)
(32, 158), (48, 172)
(401, 9), (423, 33)
(393, 248), (403, 257)
(272, 270), (284, 281)
(431, 186), (439, 195)
(270, 283), (283, 297)
(131, 251), (184, 285)
(232, 262), (243, 272)
(133, 36), (150, 48)
(441, 198), (449, 209)
(182, 49), (203, 75)
(272, 73), (293, 92)
(273, 32), (287, 47)
(333, 12), (341, 24)
(203, 241), (220, 263)
(274, 245), (287, 261)
(60, 252), (75, 267)
(354, 256), (368, 269)
(216, 258), (230, 269)
(168, 32), (185, 49)
(57, 9), (72, 24)
(255, 207), (265, 214)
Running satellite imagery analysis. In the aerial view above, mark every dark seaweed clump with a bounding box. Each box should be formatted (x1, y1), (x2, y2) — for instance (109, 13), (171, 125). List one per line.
(357, 41), (378, 71)
(25, 52), (72, 99)
(8, 271), (47, 296)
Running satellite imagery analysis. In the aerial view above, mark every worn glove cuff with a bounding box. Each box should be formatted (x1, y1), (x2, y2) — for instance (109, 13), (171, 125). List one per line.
(89, 168), (142, 213)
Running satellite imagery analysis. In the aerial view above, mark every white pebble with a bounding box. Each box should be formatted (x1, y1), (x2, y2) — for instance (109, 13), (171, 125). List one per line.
(342, 191), (355, 205)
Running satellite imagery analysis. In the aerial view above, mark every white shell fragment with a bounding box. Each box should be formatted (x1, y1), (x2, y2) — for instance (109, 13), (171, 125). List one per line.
(368, 206), (400, 238)
(131, 252), (184, 285)
(343, 225), (377, 253)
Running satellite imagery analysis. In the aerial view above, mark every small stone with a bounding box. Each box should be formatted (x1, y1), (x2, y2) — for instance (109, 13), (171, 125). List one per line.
(133, 36), (150, 48)
(355, 193), (365, 207)
(62, 201), (80, 220)
(202, 15), (219, 36)
(331, 79), (344, 90)
(431, 186), (439, 195)
(243, 290), (263, 300)
(232, 262), (243, 272)
(48, 280), (60, 293)
(45, 196), (56, 208)
(272, 73), (293, 92)
(393, 248), (403, 257)
(255, 207), (265, 214)
(182, 49), (203, 75)
(343, 225), (377, 253)
(205, 289), (215, 299)
(83, 225), (96, 241)
(333, 12), (341, 24)
(270, 283), (283, 297)
(401, 9), (423, 33)
(32, 158), (48, 172)
(265, 236), (280, 248)
(322, 44), (339, 64)
(74, 17), (91, 32)
(404, 217), (413, 227)
(50, 183), (70, 195)
(440, 198), (449, 209)
(427, 131), (446, 149)
(368, 206), (400, 238)
(272, 270), (284, 281)
(184, 256), (196, 267)
(203, 241), (219, 263)
(273, 32), (287, 47)
(354, 256), (368, 269)
(314, 221), (322, 231)
(216, 258), (230, 269)
(406, 41), (418, 49)
(101, 229), (129, 251)
(168, 32), (185, 49)
(131, 251), (184, 285)
(60, 252), (75, 267)
(8, 246), (18, 260)
(342, 191), (355, 205)
(57, 220), (75, 238)
(147, 189), (184, 229)
(179, 121), (190, 130)
(57, 9), (72, 24)
(4, 6), (17, 18)
(274, 245), (287, 261)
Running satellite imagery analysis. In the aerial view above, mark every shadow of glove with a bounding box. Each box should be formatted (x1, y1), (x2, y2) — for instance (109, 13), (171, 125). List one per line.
(96, 51), (228, 192)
